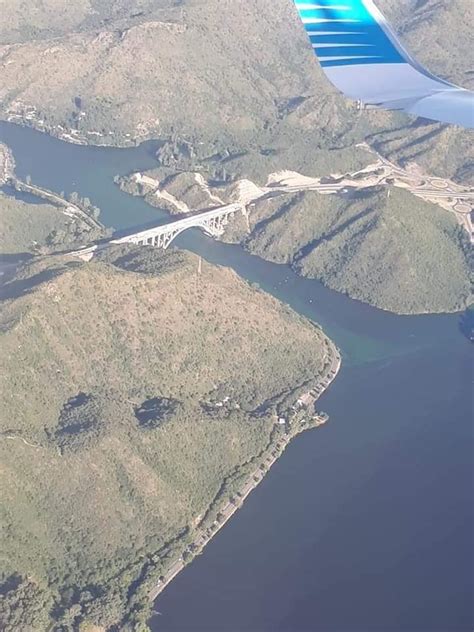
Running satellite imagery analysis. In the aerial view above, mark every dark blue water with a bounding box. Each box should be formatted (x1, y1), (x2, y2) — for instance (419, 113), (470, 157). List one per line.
(1, 121), (472, 631)
(0, 122), (163, 228)
(153, 348), (472, 632)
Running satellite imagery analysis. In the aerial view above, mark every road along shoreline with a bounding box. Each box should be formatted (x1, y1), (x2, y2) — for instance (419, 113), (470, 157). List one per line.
(149, 334), (342, 603)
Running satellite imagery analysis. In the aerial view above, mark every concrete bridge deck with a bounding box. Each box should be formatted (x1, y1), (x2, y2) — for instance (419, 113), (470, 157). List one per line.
(69, 202), (246, 260)
(111, 203), (245, 249)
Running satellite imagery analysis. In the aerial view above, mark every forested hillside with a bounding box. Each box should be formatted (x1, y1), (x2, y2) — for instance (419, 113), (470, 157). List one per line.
(0, 0), (472, 180)
(222, 187), (472, 314)
(0, 247), (328, 630)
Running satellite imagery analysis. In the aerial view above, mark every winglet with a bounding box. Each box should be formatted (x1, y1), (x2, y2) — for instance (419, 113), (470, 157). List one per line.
(294, 0), (474, 128)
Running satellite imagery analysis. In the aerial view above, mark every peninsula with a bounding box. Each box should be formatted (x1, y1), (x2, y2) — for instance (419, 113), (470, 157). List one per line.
(0, 1), (472, 630)
(0, 246), (340, 631)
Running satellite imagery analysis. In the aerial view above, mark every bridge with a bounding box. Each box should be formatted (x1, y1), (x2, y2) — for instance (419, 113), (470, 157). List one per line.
(68, 202), (247, 261)
(68, 150), (473, 263)
(111, 203), (246, 250)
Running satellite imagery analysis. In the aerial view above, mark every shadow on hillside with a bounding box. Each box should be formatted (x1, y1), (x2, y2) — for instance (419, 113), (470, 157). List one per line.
(0, 262), (80, 301)
(293, 206), (376, 263)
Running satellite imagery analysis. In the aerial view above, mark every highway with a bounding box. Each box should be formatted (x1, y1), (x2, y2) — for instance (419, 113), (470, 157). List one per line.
(118, 149), (474, 250)
(263, 151), (473, 241)
(66, 144), (473, 262)
(10, 177), (104, 231)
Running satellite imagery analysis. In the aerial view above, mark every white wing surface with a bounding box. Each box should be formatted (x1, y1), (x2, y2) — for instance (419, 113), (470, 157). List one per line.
(294, 0), (474, 128)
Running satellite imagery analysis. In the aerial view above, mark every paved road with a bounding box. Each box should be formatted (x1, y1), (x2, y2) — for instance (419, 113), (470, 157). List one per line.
(68, 144), (473, 262)
(149, 337), (342, 602)
(264, 147), (473, 240)
(11, 178), (103, 231)
(121, 150), (474, 248)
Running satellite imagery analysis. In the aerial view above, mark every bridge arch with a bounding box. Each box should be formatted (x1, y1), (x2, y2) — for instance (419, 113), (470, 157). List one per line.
(163, 218), (224, 249)
(110, 203), (245, 250)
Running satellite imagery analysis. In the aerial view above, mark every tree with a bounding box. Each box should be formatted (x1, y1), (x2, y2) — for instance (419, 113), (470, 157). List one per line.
(91, 206), (101, 220)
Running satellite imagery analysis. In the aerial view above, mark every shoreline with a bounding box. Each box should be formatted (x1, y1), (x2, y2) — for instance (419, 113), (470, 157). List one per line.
(148, 336), (342, 603)
(1, 114), (151, 149)
(8, 176), (105, 232)
(0, 119), (469, 631)
(0, 141), (16, 184)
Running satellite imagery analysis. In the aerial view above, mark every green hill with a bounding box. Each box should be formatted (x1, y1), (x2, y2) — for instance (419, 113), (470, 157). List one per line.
(0, 189), (107, 255)
(225, 187), (472, 314)
(0, 191), (68, 253)
(0, 247), (329, 630)
(0, 1), (472, 182)
(0, 191), (82, 254)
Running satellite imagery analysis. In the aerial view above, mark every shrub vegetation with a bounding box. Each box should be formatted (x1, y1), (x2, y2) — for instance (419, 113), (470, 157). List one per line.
(0, 247), (328, 630)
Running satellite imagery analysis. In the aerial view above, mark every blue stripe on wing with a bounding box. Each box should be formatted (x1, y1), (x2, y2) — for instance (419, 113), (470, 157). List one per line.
(295, 0), (404, 66)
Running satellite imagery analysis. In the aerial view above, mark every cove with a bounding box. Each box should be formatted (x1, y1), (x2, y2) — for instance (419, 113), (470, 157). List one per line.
(1, 120), (472, 631)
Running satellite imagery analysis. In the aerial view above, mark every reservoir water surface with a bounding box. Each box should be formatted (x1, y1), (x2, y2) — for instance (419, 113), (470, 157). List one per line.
(1, 121), (472, 631)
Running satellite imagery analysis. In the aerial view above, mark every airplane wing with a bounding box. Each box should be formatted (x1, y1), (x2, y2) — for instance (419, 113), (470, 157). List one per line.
(294, 0), (474, 128)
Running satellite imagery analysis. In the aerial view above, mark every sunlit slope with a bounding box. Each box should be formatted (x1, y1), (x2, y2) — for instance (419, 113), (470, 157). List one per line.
(0, 0), (177, 44)
(0, 192), (89, 254)
(0, 193), (66, 253)
(378, 0), (474, 89)
(3, 0), (471, 90)
(1, 252), (325, 434)
(0, 248), (327, 630)
(0, 0), (347, 145)
(228, 188), (472, 314)
(0, 0), (472, 180)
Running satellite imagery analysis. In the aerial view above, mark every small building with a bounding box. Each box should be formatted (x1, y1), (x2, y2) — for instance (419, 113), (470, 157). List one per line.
(297, 393), (314, 408)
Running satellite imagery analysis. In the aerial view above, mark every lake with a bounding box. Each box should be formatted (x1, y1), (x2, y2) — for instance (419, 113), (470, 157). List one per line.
(1, 121), (472, 631)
